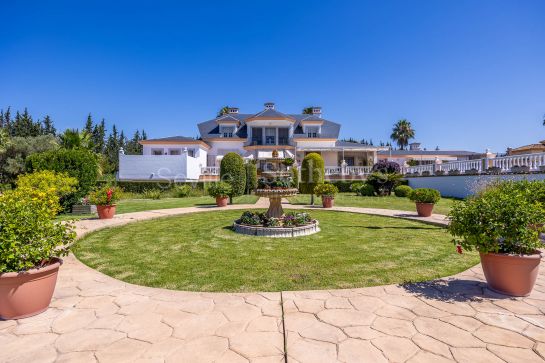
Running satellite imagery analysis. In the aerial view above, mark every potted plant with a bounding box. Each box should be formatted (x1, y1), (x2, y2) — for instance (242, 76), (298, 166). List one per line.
(448, 180), (545, 296)
(208, 182), (232, 207)
(89, 185), (121, 219)
(314, 183), (339, 208)
(409, 188), (441, 217)
(0, 187), (76, 319)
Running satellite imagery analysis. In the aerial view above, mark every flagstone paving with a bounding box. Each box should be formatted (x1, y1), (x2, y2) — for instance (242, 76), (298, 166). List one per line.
(1, 200), (545, 362)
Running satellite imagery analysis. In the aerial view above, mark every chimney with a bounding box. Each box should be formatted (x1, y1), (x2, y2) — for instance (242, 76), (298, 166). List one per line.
(311, 107), (322, 117)
(228, 107), (239, 114)
(264, 102), (275, 110)
(409, 142), (421, 151)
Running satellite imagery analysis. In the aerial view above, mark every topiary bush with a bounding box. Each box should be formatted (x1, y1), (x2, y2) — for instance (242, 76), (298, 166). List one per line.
(26, 148), (99, 209)
(291, 166), (299, 188)
(300, 153), (325, 204)
(245, 162), (257, 194)
(394, 185), (413, 197)
(409, 188), (441, 204)
(220, 152), (246, 203)
(449, 180), (545, 254)
(0, 187), (76, 273)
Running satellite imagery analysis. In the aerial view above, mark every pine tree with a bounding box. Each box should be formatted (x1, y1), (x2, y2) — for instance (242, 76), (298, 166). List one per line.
(104, 124), (120, 173)
(12, 108), (41, 137)
(84, 113), (93, 134)
(2, 107), (12, 136)
(142, 129), (147, 140)
(91, 119), (106, 154)
(42, 115), (56, 135)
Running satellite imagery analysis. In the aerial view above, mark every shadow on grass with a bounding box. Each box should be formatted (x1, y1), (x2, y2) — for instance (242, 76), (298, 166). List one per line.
(401, 279), (513, 302)
(351, 225), (435, 230)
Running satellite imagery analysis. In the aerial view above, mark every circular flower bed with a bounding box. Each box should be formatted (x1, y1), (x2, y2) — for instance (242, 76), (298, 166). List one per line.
(233, 211), (319, 237)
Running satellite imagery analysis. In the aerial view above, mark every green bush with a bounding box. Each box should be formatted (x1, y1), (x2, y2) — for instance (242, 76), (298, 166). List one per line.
(174, 184), (193, 198)
(409, 188), (441, 203)
(245, 162), (257, 194)
(330, 180), (353, 193)
(26, 148), (99, 207)
(220, 153), (246, 202)
(358, 183), (375, 196)
(142, 189), (162, 199)
(300, 153), (324, 204)
(207, 182), (232, 198)
(314, 183), (338, 197)
(17, 170), (78, 200)
(366, 172), (402, 196)
(0, 187), (76, 273)
(88, 185), (122, 206)
(291, 166), (299, 188)
(349, 182), (364, 193)
(394, 185), (413, 197)
(449, 180), (545, 254)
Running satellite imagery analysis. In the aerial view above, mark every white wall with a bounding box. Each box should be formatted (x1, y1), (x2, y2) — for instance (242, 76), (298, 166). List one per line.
(406, 174), (545, 198)
(142, 144), (207, 168)
(295, 140), (336, 148)
(118, 154), (201, 181)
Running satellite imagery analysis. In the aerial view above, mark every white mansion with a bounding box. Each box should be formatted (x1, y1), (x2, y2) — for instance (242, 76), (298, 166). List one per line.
(118, 103), (386, 181)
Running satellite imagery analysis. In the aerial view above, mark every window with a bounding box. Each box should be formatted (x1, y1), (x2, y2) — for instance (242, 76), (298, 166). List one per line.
(306, 126), (319, 138)
(265, 128), (276, 145)
(278, 128), (289, 145)
(251, 127), (263, 145)
(152, 148), (164, 155)
(187, 149), (195, 157)
(169, 149), (181, 155)
(221, 126), (235, 138)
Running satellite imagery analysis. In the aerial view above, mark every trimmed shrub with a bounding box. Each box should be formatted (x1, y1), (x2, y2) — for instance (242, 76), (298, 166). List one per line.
(220, 153), (246, 202)
(421, 171), (431, 176)
(300, 153), (325, 204)
(350, 182), (364, 193)
(330, 180), (352, 193)
(449, 180), (545, 254)
(409, 188), (441, 204)
(291, 166), (299, 188)
(448, 169), (460, 175)
(207, 182), (232, 198)
(366, 172), (401, 196)
(0, 187), (76, 273)
(245, 162), (257, 194)
(314, 183), (338, 197)
(358, 183), (375, 196)
(394, 185), (413, 197)
(26, 148), (99, 208)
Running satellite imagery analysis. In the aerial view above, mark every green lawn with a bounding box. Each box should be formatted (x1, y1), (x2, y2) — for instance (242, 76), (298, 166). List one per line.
(288, 193), (457, 216)
(75, 209), (478, 292)
(57, 195), (258, 220)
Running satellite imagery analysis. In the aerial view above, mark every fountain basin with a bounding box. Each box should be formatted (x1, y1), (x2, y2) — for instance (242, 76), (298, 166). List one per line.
(233, 220), (319, 238)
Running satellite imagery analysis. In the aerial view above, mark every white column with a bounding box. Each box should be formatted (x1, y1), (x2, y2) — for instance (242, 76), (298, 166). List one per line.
(275, 128), (278, 146)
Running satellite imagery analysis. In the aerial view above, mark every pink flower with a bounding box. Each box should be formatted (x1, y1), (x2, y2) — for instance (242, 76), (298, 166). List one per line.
(456, 245), (463, 254)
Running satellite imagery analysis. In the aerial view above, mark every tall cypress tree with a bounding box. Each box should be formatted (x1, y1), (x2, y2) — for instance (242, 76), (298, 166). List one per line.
(42, 115), (56, 135)
(91, 119), (106, 154)
(84, 113), (93, 134)
(104, 124), (120, 173)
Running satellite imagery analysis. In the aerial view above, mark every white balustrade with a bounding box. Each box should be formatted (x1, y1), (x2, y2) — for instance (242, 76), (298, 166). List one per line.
(325, 167), (342, 176)
(491, 152), (545, 172)
(437, 159), (482, 173)
(346, 166), (372, 176)
(201, 166), (220, 175)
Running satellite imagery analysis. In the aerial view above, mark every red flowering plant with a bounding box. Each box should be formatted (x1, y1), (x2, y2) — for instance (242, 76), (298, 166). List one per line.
(88, 185), (121, 206)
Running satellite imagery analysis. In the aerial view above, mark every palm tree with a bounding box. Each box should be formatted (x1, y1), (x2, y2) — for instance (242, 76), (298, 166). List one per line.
(390, 119), (415, 150)
(217, 106), (230, 117)
(302, 107), (313, 115)
(59, 129), (92, 150)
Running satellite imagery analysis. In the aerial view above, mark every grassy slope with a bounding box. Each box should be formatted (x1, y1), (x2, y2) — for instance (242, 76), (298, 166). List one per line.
(75, 209), (478, 292)
(288, 193), (457, 216)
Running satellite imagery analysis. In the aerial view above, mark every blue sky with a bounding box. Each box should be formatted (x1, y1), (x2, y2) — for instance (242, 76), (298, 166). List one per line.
(1, 0), (544, 152)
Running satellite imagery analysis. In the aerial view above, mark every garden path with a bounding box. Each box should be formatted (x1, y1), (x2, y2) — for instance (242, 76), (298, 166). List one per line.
(1, 199), (545, 362)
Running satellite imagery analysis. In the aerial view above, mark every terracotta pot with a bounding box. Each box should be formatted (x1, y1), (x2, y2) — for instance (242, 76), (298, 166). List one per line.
(0, 258), (62, 319)
(415, 202), (434, 217)
(480, 252), (541, 296)
(96, 204), (116, 219)
(322, 196), (334, 208)
(216, 196), (228, 207)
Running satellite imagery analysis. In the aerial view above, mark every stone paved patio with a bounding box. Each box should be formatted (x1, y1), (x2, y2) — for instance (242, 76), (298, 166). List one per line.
(1, 200), (545, 362)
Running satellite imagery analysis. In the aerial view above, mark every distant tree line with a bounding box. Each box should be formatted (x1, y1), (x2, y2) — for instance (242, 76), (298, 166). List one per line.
(0, 106), (147, 185)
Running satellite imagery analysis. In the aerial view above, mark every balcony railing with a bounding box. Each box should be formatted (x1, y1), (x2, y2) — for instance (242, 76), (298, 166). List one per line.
(201, 166), (220, 175)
